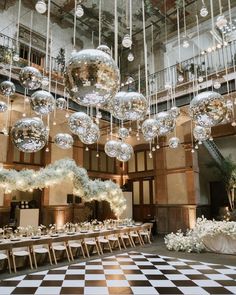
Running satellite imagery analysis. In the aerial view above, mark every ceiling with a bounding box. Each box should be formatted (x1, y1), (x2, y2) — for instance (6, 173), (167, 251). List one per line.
(1, 0), (236, 49)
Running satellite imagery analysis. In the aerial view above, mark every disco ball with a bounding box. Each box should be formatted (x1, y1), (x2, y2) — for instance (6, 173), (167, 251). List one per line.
(68, 112), (92, 135)
(169, 137), (180, 149)
(169, 106), (180, 118)
(193, 125), (211, 142)
(189, 91), (227, 127)
(64, 48), (120, 106)
(117, 142), (133, 162)
(0, 81), (15, 96)
(97, 45), (111, 55)
(112, 91), (148, 121)
(213, 80), (221, 90)
(118, 127), (129, 139)
(0, 101), (7, 112)
(142, 118), (159, 141)
(11, 117), (48, 153)
(19, 66), (42, 90)
(216, 14), (227, 30)
(104, 140), (121, 158)
(56, 97), (67, 110)
(155, 111), (175, 136)
(54, 133), (74, 149)
(79, 123), (100, 144)
(30, 90), (55, 115)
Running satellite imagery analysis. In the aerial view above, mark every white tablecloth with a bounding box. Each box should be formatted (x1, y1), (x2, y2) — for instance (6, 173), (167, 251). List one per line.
(202, 234), (236, 254)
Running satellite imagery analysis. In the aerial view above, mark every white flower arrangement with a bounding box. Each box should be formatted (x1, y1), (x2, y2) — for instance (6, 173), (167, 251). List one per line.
(165, 217), (236, 253)
(0, 158), (126, 217)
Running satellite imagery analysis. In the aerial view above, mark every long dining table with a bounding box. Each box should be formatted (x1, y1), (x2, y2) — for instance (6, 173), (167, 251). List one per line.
(0, 223), (152, 251)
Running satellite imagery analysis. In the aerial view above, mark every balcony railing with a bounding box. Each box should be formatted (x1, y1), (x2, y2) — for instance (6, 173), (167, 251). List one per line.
(0, 33), (63, 75)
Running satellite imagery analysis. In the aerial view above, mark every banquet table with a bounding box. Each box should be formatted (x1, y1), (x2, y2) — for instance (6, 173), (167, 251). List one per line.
(0, 223), (152, 251)
(202, 234), (236, 255)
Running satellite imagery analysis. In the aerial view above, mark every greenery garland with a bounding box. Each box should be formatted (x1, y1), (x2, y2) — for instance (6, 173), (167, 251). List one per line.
(0, 158), (126, 217)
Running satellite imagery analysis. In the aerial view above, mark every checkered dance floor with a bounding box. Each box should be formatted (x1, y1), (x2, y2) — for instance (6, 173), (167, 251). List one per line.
(1, 252), (236, 294)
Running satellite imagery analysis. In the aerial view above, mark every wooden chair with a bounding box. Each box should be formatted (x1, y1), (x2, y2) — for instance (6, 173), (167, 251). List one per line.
(83, 238), (100, 257)
(97, 235), (113, 254)
(139, 225), (152, 244)
(67, 239), (86, 260)
(0, 250), (11, 273)
(130, 230), (144, 246)
(120, 232), (135, 248)
(31, 244), (53, 268)
(50, 242), (70, 264)
(107, 234), (122, 250)
(11, 246), (33, 273)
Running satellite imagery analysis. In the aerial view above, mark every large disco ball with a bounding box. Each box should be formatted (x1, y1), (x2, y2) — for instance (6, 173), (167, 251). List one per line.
(104, 140), (121, 158)
(30, 90), (55, 115)
(79, 123), (100, 144)
(11, 117), (48, 153)
(193, 125), (211, 142)
(0, 81), (15, 96)
(117, 142), (133, 162)
(68, 112), (92, 135)
(142, 118), (159, 141)
(64, 47), (120, 106)
(56, 97), (67, 110)
(112, 91), (148, 121)
(169, 137), (180, 149)
(155, 111), (175, 136)
(54, 133), (74, 149)
(0, 101), (8, 112)
(118, 127), (129, 139)
(19, 66), (42, 90)
(189, 91), (227, 127)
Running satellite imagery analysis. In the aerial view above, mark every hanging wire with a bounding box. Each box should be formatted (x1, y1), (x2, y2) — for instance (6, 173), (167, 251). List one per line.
(73, 0), (77, 49)
(114, 0), (118, 65)
(183, 0), (187, 37)
(129, 0), (132, 44)
(28, 11), (34, 66)
(177, 6), (181, 63)
(98, 0), (102, 46)
(45, 0), (51, 72)
(218, 0), (223, 15)
(15, 0), (22, 53)
(142, 0), (149, 117)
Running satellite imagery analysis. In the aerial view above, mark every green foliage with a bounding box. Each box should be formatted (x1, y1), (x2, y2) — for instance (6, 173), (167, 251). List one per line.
(207, 155), (236, 190)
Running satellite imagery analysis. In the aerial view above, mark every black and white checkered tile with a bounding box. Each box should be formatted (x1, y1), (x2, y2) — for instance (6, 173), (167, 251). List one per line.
(1, 252), (236, 294)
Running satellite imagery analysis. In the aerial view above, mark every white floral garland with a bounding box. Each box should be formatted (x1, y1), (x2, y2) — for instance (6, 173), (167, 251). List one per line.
(0, 158), (126, 217)
(165, 217), (236, 253)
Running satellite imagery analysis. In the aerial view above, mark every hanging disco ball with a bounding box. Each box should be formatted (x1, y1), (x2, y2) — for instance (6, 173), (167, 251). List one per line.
(193, 125), (211, 142)
(104, 140), (121, 158)
(112, 91), (148, 121)
(169, 106), (180, 118)
(189, 91), (227, 127)
(117, 142), (133, 162)
(128, 52), (134, 62)
(213, 80), (221, 90)
(79, 123), (100, 144)
(0, 81), (15, 96)
(56, 97), (67, 110)
(11, 117), (48, 153)
(216, 14), (227, 30)
(97, 45), (111, 55)
(155, 111), (175, 136)
(41, 76), (49, 87)
(122, 34), (132, 48)
(54, 133), (74, 149)
(118, 127), (129, 139)
(169, 137), (180, 149)
(64, 47), (120, 106)
(30, 90), (55, 115)
(142, 118), (159, 141)
(68, 112), (92, 135)
(0, 101), (8, 112)
(19, 66), (42, 90)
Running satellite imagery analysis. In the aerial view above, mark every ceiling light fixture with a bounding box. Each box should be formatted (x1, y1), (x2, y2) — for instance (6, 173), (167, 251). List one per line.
(35, 0), (47, 14)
